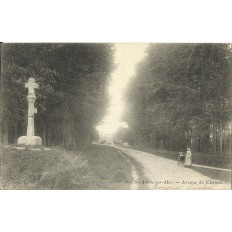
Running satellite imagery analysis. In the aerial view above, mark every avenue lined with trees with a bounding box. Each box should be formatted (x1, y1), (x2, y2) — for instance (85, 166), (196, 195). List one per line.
(0, 43), (231, 189)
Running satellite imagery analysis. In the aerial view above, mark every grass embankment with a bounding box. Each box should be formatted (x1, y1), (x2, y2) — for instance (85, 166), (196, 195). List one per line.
(0, 145), (137, 190)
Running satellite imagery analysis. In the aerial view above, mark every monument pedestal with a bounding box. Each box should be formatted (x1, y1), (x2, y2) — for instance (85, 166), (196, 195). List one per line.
(17, 136), (42, 146)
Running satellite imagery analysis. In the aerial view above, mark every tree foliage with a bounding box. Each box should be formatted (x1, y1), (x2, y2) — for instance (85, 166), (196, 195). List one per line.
(0, 43), (114, 147)
(123, 43), (232, 154)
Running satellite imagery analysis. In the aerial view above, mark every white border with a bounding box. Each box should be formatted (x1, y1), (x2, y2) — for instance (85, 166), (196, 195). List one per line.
(0, 0), (232, 42)
(0, 0), (231, 231)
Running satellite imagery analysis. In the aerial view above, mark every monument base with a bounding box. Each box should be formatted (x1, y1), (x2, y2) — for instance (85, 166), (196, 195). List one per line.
(17, 136), (42, 146)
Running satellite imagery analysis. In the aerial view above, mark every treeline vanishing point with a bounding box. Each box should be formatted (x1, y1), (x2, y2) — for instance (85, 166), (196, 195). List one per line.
(0, 43), (114, 147)
(120, 44), (232, 155)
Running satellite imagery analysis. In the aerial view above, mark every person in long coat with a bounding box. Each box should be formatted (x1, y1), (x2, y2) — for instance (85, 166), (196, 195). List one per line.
(184, 148), (192, 167)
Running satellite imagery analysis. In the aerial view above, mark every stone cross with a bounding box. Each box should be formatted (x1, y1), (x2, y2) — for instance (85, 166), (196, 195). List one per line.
(25, 78), (39, 98)
(17, 78), (42, 146)
(25, 78), (38, 137)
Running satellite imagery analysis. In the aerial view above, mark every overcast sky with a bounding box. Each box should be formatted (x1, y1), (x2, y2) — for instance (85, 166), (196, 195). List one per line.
(97, 43), (148, 135)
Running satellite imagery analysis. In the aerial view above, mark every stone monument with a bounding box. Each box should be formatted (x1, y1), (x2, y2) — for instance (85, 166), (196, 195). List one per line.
(17, 78), (42, 146)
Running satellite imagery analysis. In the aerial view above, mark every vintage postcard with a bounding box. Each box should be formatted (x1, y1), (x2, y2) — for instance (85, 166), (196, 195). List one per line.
(0, 43), (231, 190)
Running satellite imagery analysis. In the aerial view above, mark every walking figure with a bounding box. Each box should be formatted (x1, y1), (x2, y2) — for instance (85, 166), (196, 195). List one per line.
(184, 148), (192, 167)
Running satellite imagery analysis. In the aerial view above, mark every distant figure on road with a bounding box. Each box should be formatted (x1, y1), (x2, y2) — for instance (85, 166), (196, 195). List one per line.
(184, 148), (192, 167)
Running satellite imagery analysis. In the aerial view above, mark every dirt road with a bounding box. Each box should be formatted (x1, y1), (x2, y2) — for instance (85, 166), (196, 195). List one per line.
(114, 146), (231, 190)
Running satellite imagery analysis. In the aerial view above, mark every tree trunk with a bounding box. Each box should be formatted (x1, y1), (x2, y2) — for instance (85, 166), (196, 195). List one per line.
(2, 122), (8, 145)
(213, 123), (217, 153)
(219, 122), (223, 153)
(14, 123), (18, 144)
(229, 124), (232, 155)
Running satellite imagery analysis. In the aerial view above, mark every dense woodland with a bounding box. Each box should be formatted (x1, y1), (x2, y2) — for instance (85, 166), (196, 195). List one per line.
(1, 43), (232, 154)
(0, 43), (114, 147)
(120, 44), (232, 154)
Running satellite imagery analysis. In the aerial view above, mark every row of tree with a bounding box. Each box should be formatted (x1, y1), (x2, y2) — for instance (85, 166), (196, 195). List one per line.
(0, 43), (114, 147)
(121, 44), (232, 154)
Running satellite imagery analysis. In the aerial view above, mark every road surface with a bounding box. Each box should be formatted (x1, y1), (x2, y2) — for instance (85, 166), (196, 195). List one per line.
(114, 146), (231, 190)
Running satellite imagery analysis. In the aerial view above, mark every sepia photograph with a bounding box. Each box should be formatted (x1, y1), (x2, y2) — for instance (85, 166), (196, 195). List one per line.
(1, 1), (232, 232)
(0, 43), (231, 190)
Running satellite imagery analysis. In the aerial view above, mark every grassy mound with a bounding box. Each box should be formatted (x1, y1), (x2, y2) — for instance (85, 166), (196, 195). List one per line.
(0, 145), (135, 190)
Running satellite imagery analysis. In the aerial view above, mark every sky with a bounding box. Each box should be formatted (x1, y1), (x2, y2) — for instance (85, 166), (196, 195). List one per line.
(97, 43), (148, 136)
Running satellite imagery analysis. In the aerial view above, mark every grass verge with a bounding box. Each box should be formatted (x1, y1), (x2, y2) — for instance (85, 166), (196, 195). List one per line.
(0, 145), (139, 190)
